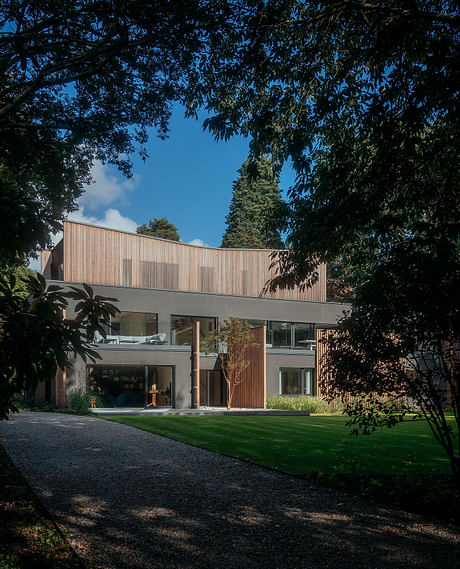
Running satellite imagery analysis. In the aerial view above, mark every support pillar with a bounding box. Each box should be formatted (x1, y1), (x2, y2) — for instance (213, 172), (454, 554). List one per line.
(55, 366), (66, 408)
(191, 321), (200, 409)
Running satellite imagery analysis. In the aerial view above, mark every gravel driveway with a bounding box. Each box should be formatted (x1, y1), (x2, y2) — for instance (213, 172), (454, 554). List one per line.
(1, 412), (458, 569)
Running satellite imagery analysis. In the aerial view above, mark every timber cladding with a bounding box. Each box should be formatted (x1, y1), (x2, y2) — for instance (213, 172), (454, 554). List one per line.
(232, 326), (266, 409)
(316, 329), (333, 398)
(61, 221), (326, 301)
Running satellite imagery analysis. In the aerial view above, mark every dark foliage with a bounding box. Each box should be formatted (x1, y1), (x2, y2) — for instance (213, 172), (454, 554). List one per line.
(0, 0), (217, 262)
(221, 157), (285, 249)
(194, 2), (460, 481)
(137, 217), (180, 241)
(0, 273), (119, 419)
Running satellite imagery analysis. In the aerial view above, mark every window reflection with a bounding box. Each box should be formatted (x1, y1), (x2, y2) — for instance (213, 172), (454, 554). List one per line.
(171, 315), (216, 345)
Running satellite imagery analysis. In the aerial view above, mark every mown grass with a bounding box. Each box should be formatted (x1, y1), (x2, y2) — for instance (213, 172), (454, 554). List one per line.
(106, 414), (459, 522)
(0, 445), (83, 569)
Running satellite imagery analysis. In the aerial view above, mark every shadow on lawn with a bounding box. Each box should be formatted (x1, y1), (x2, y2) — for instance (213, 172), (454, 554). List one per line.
(1, 413), (458, 569)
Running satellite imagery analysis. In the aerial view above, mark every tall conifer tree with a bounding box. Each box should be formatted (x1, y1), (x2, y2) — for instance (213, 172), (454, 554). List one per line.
(222, 157), (284, 249)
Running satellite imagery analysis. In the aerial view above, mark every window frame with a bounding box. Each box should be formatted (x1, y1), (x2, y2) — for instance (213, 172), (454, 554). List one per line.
(268, 321), (316, 350)
(279, 367), (316, 396)
(170, 314), (218, 346)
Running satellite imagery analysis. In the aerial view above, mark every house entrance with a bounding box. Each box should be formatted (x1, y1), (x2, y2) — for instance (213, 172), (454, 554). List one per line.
(199, 370), (226, 406)
(88, 365), (174, 408)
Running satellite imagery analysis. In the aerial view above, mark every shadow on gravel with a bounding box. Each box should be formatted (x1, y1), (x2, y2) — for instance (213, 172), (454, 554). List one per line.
(1, 413), (458, 569)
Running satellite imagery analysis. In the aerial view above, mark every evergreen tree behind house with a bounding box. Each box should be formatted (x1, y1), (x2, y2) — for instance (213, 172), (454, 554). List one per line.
(136, 217), (180, 242)
(222, 157), (285, 249)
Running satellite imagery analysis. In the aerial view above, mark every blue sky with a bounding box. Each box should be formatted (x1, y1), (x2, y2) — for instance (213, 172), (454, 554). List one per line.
(30, 106), (296, 271)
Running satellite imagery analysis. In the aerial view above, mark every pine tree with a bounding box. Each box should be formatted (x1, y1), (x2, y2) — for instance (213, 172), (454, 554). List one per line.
(221, 157), (284, 249)
(136, 218), (180, 241)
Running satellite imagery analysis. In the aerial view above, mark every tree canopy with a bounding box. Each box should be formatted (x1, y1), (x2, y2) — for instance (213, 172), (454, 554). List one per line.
(0, 0), (216, 263)
(221, 157), (285, 249)
(1, 2), (459, 472)
(196, 1), (459, 480)
(137, 217), (180, 241)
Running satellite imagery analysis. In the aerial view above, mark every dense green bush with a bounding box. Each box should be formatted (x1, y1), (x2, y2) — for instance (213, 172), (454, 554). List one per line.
(68, 390), (91, 414)
(267, 395), (339, 413)
(68, 388), (103, 414)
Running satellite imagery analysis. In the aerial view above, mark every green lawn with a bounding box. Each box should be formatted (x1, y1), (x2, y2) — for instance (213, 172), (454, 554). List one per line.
(105, 414), (454, 478)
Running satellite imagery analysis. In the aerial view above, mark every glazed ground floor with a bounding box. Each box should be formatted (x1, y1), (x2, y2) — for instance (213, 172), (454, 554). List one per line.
(61, 347), (318, 409)
(38, 281), (345, 409)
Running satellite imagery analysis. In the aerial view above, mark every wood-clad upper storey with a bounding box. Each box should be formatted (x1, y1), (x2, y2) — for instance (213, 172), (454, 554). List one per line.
(43, 221), (326, 301)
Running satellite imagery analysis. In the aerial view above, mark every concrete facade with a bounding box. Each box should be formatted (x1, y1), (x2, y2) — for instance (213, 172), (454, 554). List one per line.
(60, 282), (346, 408)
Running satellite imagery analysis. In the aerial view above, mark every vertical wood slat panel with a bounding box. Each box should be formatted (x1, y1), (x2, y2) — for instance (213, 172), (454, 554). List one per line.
(232, 326), (266, 409)
(41, 250), (52, 277)
(316, 329), (331, 398)
(62, 221), (326, 301)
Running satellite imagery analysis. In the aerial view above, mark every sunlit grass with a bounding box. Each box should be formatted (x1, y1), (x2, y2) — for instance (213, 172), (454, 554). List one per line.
(105, 414), (455, 477)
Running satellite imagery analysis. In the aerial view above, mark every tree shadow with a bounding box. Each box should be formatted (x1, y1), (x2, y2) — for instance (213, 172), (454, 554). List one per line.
(1, 413), (458, 569)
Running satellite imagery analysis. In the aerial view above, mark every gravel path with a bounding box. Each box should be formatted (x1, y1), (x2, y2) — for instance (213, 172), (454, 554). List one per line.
(1, 412), (458, 569)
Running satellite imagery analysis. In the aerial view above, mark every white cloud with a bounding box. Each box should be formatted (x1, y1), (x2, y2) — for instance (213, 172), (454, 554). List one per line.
(187, 238), (209, 247)
(77, 161), (138, 211)
(68, 207), (138, 233)
(29, 208), (138, 273)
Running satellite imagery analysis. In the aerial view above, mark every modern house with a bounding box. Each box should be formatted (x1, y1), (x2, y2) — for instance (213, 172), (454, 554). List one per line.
(40, 221), (346, 409)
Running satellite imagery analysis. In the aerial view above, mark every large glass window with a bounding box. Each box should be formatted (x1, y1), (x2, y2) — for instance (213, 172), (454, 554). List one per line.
(271, 322), (292, 348)
(171, 315), (216, 346)
(110, 312), (157, 337)
(268, 321), (315, 350)
(293, 323), (315, 350)
(279, 368), (315, 395)
(97, 312), (162, 344)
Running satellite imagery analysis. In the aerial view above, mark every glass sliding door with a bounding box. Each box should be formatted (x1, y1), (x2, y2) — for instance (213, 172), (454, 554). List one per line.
(199, 370), (226, 406)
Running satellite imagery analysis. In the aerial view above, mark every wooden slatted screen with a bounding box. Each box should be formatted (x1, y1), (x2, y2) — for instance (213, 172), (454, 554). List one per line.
(232, 326), (266, 409)
(316, 329), (334, 398)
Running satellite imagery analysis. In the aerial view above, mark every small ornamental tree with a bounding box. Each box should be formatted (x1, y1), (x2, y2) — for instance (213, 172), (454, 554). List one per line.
(0, 273), (120, 419)
(204, 318), (259, 410)
(137, 217), (180, 241)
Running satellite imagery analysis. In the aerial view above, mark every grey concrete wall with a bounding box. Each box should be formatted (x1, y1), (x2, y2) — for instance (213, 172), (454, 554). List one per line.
(56, 281), (346, 408)
(66, 347), (319, 407)
(62, 281), (347, 328)
(266, 353), (316, 397)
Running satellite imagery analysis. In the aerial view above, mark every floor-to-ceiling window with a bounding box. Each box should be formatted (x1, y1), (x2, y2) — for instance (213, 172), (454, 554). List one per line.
(88, 364), (173, 407)
(244, 320), (316, 350)
(268, 322), (315, 350)
(199, 370), (226, 406)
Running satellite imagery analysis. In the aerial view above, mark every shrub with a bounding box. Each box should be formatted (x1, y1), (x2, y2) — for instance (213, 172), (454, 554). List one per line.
(267, 395), (339, 413)
(68, 388), (104, 414)
(18, 399), (58, 413)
